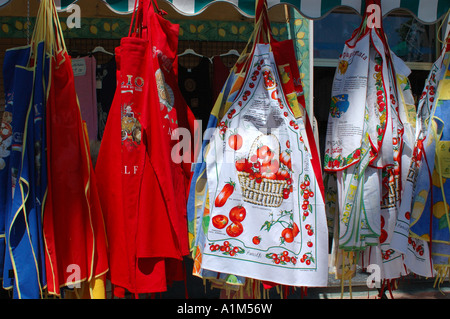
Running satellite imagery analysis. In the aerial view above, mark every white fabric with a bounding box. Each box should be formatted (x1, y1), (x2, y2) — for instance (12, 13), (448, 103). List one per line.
(201, 44), (328, 287)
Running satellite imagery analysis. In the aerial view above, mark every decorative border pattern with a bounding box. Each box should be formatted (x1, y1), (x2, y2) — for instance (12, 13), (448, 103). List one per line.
(0, 16), (301, 41)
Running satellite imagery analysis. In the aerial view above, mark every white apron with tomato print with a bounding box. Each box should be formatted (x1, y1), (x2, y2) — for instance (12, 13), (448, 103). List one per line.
(326, 26), (416, 282)
(201, 44), (328, 287)
(362, 51), (412, 280)
(326, 28), (388, 253)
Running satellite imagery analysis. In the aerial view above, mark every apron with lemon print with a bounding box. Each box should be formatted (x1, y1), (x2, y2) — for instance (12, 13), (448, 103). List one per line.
(410, 44), (450, 282)
(389, 45), (449, 278)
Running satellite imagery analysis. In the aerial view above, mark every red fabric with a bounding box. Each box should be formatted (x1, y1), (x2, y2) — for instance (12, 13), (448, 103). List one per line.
(146, 3), (194, 258)
(95, 65), (129, 290)
(271, 39), (325, 199)
(95, 0), (193, 294)
(43, 51), (109, 296)
(212, 56), (231, 102)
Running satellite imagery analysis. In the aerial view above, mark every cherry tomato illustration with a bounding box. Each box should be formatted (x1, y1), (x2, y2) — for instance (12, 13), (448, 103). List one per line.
(252, 236), (261, 245)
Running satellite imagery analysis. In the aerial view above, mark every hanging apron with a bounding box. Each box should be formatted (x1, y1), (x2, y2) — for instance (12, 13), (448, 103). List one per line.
(0, 44), (31, 286)
(409, 43), (450, 283)
(1, 1), (55, 297)
(96, 0), (192, 295)
(389, 48), (444, 278)
(187, 2), (269, 290)
(100, 35), (177, 295)
(189, 6), (322, 289)
(143, 0), (193, 262)
(190, 1), (325, 291)
(201, 43), (328, 287)
(363, 48), (410, 280)
(44, 49), (109, 298)
(325, 2), (415, 283)
(325, 28), (373, 259)
(325, 26), (387, 253)
(1, 43), (48, 298)
(39, 0), (108, 298)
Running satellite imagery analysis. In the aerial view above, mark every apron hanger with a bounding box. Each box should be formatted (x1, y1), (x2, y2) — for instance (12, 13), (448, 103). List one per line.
(178, 48), (212, 64)
(178, 48), (205, 58)
(219, 49), (240, 57)
(90, 46), (114, 56)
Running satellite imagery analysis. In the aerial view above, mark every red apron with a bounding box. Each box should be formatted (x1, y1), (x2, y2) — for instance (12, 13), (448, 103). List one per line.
(44, 50), (109, 296)
(271, 39), (324, 199)
(95, 0), (193, 296)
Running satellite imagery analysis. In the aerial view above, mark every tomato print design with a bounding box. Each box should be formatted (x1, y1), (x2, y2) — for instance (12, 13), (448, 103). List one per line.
(215, 180), (235, 207)
(209, 241), (244, 257)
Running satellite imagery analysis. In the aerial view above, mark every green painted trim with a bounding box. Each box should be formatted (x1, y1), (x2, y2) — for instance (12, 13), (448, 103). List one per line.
(0, 16), (304, 42)
(174, 19), (293, 42)
(0, 16), (130, 39)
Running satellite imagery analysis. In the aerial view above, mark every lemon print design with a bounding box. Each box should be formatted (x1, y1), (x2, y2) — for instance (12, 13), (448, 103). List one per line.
(432, 169), (447, 187)
(432, 201), (449, 219)
(15, 20), (23, 30)
(2, 24), (9, 34)
(90, 25), (98, 35)
(411, 189), (428, 220)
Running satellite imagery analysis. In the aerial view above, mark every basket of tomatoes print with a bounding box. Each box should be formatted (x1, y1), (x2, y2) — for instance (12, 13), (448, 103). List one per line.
(236, 133), (290, 208)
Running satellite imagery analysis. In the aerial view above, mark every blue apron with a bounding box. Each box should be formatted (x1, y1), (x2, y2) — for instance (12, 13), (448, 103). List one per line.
(1, 45), (32, 289)
(2, 42), (49, 299)
(410, 100), (450, 266)
(410, 54), (450, 274)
